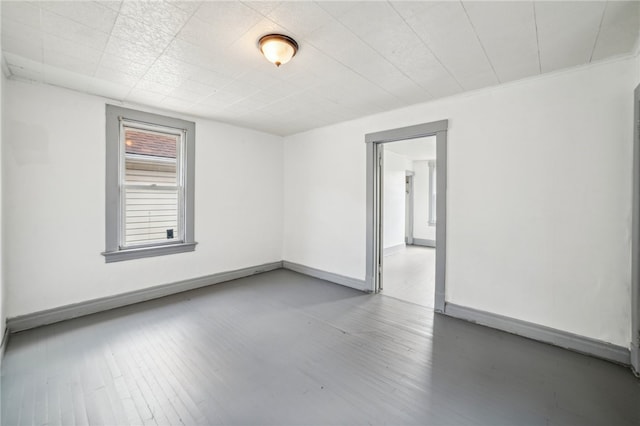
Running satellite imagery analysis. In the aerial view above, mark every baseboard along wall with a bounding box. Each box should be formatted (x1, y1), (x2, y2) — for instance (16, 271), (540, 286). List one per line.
(383, 243), (406, 256)
(282, 260), (369, 292)
(7, 261), (283, 333)
(5, 261), (630, 370)
(412, 238), (436, 248)
(444, 302), (630, 366)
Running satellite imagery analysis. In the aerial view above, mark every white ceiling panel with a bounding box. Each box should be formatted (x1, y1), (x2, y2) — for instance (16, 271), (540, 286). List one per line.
(462, 1), (540, 83)
(41, 9), (111, 51)
(267, 1), (333, 39)
(392, 1), (499, 90)
(1, 1), (638, 136)
(2, 19), (42, 62)
(171, 1), (204, 16)
(185, 1), (263, 48)
(242, 1), (281, 17)
(592, 1), (640, 61)
(535, 1), (606, 73)
(43, 49), (99, 76)
(36, 1), (119, 34)
(97, 52), (151, 79)
(43, 34), (103, 64)
(119, 0), (193, 35)
(2, 1), (42, 28)
(110, 14), (176, 52)
(102, 36), (159, 68)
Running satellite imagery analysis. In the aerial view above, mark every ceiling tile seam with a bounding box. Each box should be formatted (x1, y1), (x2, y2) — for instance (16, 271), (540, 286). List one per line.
(225, 2), (273, 48)
(92, 0), (124, 82)
(306, 1), (430, 106)
(311, 0), (436, 100)
(386, 1), (465, 93)
(206, 84), (294, 115)
(122, 2), (202, 104)
(39, 2), (113, 36)
(249, 86), (319, 114)
(38, 5), (44, 76)
(533, 2), (542, 74)
(238, 1), (270, 17)
(459, 1), (501, 85)
(588, 1), (607, 63)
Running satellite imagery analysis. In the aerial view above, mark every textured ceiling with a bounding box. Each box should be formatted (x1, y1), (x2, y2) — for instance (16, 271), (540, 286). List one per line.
(2, 1), (639, 136)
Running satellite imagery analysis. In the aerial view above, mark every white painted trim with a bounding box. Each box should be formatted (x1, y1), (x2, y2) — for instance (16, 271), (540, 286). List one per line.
(412, 238), (436, 248)
(365, 120), (448, 312)
(7, 261), (283, 332)
(444, 302), (630, 366)
(282, 261), (369, 292)
(383, 243), (405, 256)
(0, 327), (9, 366)
(1, 55), (11, 78)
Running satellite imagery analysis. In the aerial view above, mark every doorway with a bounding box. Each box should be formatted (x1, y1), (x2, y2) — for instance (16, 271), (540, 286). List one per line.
(365, 120), (448, 312)
(380, 138), (437, 307)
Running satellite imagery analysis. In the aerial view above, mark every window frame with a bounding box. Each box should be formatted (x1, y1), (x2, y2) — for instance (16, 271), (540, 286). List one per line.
(103, 105), (196, 263)
(428, 160), (436, 226)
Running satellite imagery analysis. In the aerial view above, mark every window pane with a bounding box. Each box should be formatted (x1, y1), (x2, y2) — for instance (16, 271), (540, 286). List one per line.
(122, 126), (181, 247)
(124, 187), (179, 246)
(124, 128), (177, 185)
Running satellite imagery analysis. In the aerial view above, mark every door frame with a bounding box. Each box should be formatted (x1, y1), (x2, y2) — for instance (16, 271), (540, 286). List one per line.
(365, 120), (448, 312)
(632, 83), (640, 376)
(405, 171), (415, 245)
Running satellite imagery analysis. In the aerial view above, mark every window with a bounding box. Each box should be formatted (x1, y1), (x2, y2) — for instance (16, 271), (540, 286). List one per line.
(428, 160), (436, 225)
(103, 105), (196, 262)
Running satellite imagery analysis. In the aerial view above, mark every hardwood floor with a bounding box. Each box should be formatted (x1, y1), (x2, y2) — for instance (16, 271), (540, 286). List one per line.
(382, 245), (435, 307)
(2, 269), (639, 425)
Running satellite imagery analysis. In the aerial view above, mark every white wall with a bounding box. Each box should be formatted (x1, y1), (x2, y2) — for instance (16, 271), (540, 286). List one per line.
(382, 149), (407, 250)
(4, 80), (283, 318)
(283, 56), (637, 347)
(412, 160), (435, 242)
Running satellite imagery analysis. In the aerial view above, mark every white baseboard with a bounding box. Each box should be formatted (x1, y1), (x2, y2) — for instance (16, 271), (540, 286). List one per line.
(444, 302), (630, 366)
(7, 261), (283, 333)
(412, 238), (436, 247)
(282, 261), (369, 292)
(383, 243), (405, 256)
(0, 325), (8, 366)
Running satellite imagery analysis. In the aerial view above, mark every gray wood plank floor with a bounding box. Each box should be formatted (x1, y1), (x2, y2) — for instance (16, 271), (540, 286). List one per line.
(2, 269), (639, 425)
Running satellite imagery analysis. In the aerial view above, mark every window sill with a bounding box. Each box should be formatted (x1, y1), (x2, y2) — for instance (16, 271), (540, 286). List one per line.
(102, 242), (197, 263)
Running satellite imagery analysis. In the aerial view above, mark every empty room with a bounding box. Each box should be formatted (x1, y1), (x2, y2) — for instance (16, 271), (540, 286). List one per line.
(1, 1), (640, 425)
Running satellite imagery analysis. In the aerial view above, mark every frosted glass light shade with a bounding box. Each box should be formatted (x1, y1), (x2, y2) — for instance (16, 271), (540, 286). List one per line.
(259, 34), (298, 67)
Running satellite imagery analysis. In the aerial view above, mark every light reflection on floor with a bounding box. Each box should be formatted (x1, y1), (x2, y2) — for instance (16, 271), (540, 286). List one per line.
(382, 245), (435, 307)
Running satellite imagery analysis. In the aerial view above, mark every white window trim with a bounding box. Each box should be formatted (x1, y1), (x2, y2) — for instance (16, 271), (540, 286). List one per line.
(103, 105), (197, 263)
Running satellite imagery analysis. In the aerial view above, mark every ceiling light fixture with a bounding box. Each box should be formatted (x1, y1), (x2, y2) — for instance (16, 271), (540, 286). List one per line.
(259, 34), (298, 67)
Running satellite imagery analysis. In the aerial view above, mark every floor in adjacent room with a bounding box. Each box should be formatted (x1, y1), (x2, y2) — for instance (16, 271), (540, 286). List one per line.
(2, 269), (640, 425)
(382, 245), (435, 308)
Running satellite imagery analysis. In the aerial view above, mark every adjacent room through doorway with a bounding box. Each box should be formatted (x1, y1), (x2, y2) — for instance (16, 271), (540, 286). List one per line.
(381, 136), (437, 307)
